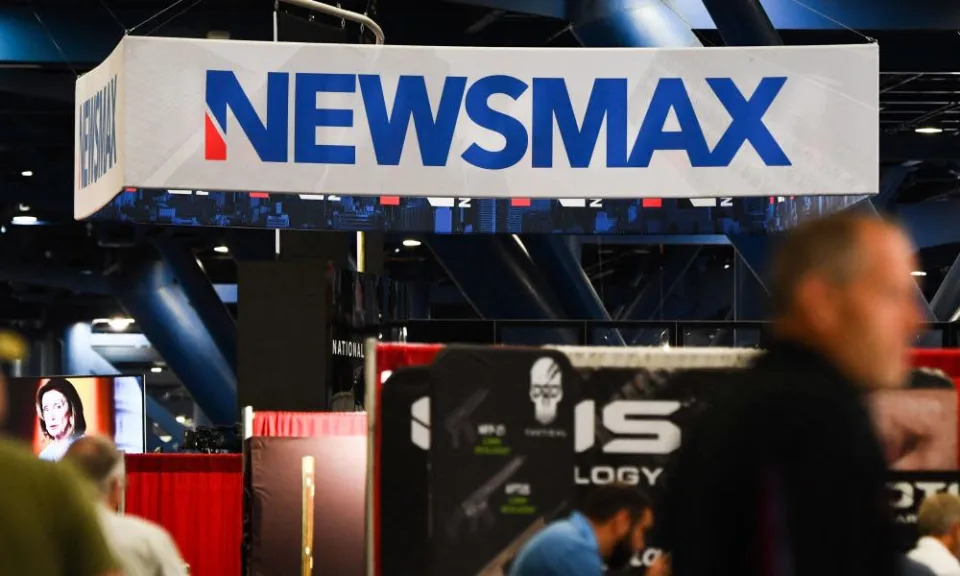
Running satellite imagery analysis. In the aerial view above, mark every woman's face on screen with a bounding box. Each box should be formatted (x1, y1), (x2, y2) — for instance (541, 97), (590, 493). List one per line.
(41, 390), (73, 440)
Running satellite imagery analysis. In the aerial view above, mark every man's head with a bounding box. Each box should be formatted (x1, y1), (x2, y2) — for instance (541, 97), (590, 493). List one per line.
(917, 493), (960, 558)
(769, 212), (923, 390)
(62, 435), (125, 510)
(581, 484), (653, 570)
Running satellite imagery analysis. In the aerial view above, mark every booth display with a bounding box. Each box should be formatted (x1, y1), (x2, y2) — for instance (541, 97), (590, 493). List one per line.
(6, 375), (145, 461)
(373, 342), (960, 575)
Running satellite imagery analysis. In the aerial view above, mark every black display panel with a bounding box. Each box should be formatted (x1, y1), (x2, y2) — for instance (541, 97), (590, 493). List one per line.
(88, 188), (865, 234)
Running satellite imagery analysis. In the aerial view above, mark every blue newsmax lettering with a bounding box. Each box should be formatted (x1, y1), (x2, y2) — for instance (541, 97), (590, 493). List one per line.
(204, 71), (790, 169)
(79, 75), (119, 188)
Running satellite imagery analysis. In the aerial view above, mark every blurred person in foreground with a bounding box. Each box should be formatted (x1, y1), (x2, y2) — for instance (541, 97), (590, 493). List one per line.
(907, 493), (960, 575)
(509, 483), (657, 576)
(64, 435), (186, 576)
(0, 331), (121, 576)
(657, 212), (923, 576)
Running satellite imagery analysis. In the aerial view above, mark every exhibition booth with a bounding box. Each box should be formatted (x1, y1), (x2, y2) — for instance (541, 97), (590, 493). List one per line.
(64, 27), (948, 576)
(62, 344), (960, 576)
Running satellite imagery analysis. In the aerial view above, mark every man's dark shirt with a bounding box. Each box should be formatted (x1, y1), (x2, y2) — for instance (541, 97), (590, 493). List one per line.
(656, 340), (898, 576)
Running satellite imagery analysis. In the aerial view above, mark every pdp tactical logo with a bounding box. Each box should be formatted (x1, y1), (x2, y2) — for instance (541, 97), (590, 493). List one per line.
(530, 357), (563, 425)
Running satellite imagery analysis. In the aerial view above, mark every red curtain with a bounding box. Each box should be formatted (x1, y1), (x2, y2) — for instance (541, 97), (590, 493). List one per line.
(125, 454), (243, 576)
(252, 411), (367, 437)
(912, 349), (960, 380)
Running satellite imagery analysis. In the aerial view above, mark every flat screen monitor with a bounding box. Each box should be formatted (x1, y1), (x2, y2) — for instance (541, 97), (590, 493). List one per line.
(4, 375), (145, 461)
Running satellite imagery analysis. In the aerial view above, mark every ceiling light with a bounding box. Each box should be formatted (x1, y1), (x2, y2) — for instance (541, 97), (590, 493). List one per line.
(10, 215), (37, 226)
(213, 245), (229, 254)
(150, 366), (163, 373)
(402, 239), (422, 247)
(175, 415), (187, 424)
(915, 127), (943, 134)
(20, 170), (32, 177)
(107, 317), (135, 331)
(158, 435), (172, 443)
(723, 263), (731, 270)
(18, 204), (29, 212)
(911, 270), (928, 277)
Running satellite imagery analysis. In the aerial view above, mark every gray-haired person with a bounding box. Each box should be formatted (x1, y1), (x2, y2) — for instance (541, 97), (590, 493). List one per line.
(63, 435), (187, 576)
(908, 493), (960, 576)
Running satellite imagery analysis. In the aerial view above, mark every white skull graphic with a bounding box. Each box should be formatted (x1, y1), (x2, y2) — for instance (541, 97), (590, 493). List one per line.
(530, 357), (563, 425)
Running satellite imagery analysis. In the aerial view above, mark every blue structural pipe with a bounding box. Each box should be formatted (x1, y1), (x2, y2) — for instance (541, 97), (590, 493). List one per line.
(568, 0), (703, 48)
(701, 0), (782, 46)
(117, 250), (237, 425)
(153, 238), (238, 371)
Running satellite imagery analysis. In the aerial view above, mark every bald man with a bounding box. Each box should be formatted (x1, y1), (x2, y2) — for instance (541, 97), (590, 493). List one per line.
(63, 435), (186, 576)
(657, 212), (922, 576)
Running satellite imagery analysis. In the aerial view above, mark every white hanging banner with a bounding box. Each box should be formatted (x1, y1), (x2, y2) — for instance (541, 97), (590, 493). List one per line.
(75, 36), (878, 220)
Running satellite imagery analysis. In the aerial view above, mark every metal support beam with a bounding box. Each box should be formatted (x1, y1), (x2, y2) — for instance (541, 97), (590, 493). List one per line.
(727, 234), (772, 293)
(931, 252), (960, 322)
(701, 0), (782, 46)
(568, 0), (703, 48)
(619, 245), (702, 322)
(444, 0), (960, 30)
(117, 248), (237, 425)
(522, 236), (625, 345)
(426, 236), (577, 344)
(872, 164), (912, 211)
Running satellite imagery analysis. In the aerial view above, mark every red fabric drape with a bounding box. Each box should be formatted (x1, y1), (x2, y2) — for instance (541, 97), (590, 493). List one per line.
(252, 411), (367, 437)
(124, 454), (242, 576)
(912, 349), (960, 379)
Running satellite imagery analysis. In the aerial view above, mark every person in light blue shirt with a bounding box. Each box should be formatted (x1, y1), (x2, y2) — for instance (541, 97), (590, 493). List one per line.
(509, 484), (653, 576)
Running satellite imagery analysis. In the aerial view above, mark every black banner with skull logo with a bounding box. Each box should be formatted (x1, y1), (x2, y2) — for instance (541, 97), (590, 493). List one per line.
(377, 345), (956, 575)
(428, 347), (580, 575)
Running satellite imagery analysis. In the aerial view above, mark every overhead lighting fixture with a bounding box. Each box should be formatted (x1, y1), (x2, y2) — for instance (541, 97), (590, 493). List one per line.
(911, 270), (928, 277)
(10, 215), (37, 226)
(18, 204), (29, 212)
(723, 263), (731, 270)
(106, 317), (135, 331)
(20, 170), (32, 177)
(150, 366), (163, 373)
(175, 415), (187, 424)
(915, 127), (943, 134)
(213, 245), (229, 254)
(158, 435), (172, 443)
(402, 239), (422, 248)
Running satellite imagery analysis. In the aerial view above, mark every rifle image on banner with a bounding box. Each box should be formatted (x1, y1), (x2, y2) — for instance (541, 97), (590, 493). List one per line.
(445, 388), (490, 449)
(477, 499), (569, 576)
(477, 517), (545, 576)
(301, 456), (315, 576)
(446, 456), (526, 541)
